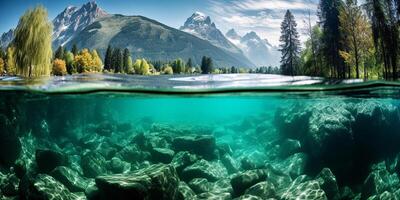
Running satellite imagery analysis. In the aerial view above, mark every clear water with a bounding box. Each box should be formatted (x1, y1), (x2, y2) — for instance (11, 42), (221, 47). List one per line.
(1, 74), (400, 199)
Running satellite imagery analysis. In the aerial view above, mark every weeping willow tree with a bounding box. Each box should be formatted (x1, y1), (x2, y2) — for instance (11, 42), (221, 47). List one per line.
(13, 6), (52, 77)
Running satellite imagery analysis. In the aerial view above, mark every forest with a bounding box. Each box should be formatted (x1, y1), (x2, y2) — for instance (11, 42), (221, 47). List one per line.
(280, 0), (400, 80)
(0, 0), (399, 80)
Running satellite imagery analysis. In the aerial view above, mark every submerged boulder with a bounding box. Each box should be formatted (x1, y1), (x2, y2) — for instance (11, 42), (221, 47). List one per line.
(274, 100), (400, 184)
(35, 149), (68, 173)
(50, 166), (89, 192)
(172, 135), (217, 160)
(95, 164), (180, 200)
(244, 181), (276, 199)
(230, 169), (268, 197)
(81, 151), (108, 178)
(181, 159), (228, 182)
(23, 174), (76, 200)
(361, 167), (400, 199)
(150, 147), (175, 164)
(280, 176), (327, 200)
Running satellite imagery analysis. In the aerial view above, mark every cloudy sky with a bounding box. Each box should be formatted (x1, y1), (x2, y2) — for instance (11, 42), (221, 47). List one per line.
(0, 0), (319, 46)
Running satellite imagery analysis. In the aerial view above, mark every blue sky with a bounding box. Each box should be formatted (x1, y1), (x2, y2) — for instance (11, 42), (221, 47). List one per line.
(0, 0), (318, 46)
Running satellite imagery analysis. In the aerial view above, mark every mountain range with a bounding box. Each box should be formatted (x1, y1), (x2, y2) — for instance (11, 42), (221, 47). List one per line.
(225, 29), (280, 67)
(0, 1), (279, 67)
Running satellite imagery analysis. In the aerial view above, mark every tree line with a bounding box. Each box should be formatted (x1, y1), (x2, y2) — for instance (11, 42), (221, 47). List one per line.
(0, 6), (218, 77)
(279, 0), (400, 80)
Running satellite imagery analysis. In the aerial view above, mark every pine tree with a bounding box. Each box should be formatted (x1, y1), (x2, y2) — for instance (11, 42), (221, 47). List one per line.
(64, 51), (75, 74)
(365, 0), (399, 79)
(201, 56), (208, 74)
(104, 45), (113, 71)
(319, 0), (345, 78)
(71, 44), (78, 56)
(279, 10), (301, 76)
(112, 48), (123, 73)
(13, 6), (52, 77)
(123, 48), (130, 73)
(54, 46), (65, 60)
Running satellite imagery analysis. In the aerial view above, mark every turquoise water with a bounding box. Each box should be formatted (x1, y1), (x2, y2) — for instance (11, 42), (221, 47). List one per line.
(1, 74), (400, 199)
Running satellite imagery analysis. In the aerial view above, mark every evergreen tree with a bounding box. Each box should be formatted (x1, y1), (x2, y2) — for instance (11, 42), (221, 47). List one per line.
(13, 6), (52, 77)
(201, 56), (213, 74)
(71, 44), (78, 56)
(123, 48), (131, 73)
(64, 51), (75, 74)
(319, 0), (345, 78)
(104, 45), (113, 71)
(279, 10), (301, 76)
(186, 58), (193, 69)
(365, 0), (399, 79)
(172, 58), (185, 74)
(112, 48), (123, 73)
(54, 46), (65, 60)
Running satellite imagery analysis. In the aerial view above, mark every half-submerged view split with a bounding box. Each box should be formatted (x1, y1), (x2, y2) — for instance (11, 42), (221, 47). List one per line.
(1, 0), (400, 200)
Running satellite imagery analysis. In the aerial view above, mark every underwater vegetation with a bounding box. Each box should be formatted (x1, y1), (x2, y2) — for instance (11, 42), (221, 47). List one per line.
(0, 92), (400, 200)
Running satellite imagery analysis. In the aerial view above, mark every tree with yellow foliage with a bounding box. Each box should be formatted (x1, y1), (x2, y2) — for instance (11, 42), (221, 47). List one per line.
(74, 49), (93, 73)
(339, 0), (373, 78)
(91, 50), (103, 72)
(52, 59), (67, 76)
(133, 58), (150, 75)
(13, 6), (52, 77)
(6, 46), (16, 75)
(0, 58), (4, 74)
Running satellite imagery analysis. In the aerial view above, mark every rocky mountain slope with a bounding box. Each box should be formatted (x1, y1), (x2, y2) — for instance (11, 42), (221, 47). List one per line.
(52, 1), (108, 48)
(65, 14), (254, 68)
(225, 29), (280, 67)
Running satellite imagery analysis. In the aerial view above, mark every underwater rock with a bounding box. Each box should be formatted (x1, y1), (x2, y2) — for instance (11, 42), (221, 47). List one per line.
(116, 144), (149, 164)
(188, 178), (212, 194)
(280, 175), (327, 200)
(361, 167), (400, 199)
(315, 168), (340, 200)
(95, 121), (115, 137)
(0, 172), (19, 196)
(23, 174), (76, 200)
(171, 151), (198, 177)
(50, 166), (88, 192)
(230, 169), (268, 197)
(196, 191), (231, 200)
(278, 139), (301, 158)
(175, 181), (196, 200)
(107, 157), (130, 174)
(235, 194), (263, 200)
(150, 147), (175, 164)
(244, 181), (276, 199)
(221, 154), (240, 174)
(36, 149), (68, 173)
(81, 151), (108, 178)
(0, 115), (21, 167)
(263, 165), (293, 192)
(172, 135), (217, 160)
(240, 157), (257, 171)
(275, 100), (400, 184)
(95, 164), (179, 200)
(271, 153), (308, 179)
(181, 159), (228, 182)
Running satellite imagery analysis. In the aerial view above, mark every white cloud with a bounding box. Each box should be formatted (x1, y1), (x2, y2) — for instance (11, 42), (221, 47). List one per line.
(206, 0), (319, 47)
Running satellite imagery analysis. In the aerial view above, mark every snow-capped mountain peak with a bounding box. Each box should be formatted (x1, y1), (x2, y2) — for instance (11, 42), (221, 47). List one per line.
(226, 30), (280, 66)
(180, 12), (241, 54)
(52, 1), (108, 47)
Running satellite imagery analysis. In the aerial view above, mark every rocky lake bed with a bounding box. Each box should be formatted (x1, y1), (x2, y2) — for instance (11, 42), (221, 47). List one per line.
(1, 95), (400, 200)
